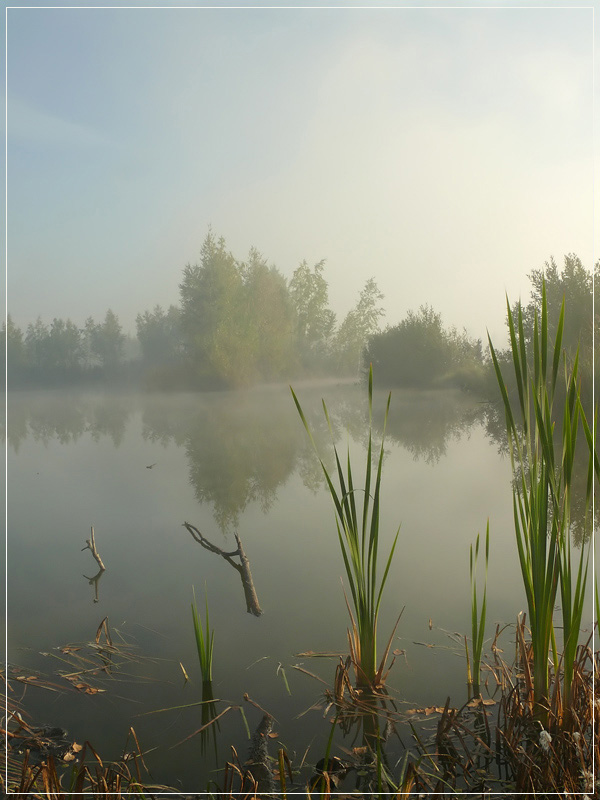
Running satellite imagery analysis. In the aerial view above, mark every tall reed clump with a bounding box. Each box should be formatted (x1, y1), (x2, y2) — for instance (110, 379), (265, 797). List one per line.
(488, 284), (592, 725)
(291, 366), (400, 690)
(467, 521), (489, 697)
(192, 586), (215, 683)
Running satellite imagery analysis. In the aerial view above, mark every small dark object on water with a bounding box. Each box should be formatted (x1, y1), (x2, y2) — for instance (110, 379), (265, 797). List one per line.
(10, 724), (74, 765)
(146, 463), (157, 469)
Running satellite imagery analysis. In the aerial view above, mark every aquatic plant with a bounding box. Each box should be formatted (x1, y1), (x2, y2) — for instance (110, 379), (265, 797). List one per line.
(488, 283), (592, 723)
(467, 521), (489, 696)
(291, 365), (400, 690)
(191, 586), (215, 683)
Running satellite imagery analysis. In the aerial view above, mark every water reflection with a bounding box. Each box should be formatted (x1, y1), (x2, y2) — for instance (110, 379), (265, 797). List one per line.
(6, 391), (134, 450)
(378, 390), (485, 465)
(480, 396), (598, 546)
(5, 385), (595, 541)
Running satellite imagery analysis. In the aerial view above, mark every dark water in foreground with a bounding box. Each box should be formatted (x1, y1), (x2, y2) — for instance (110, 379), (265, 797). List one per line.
(5, 383), (591, 790)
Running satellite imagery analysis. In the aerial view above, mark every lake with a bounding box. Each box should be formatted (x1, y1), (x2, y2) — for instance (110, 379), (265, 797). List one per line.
(5, 382), (589, 791)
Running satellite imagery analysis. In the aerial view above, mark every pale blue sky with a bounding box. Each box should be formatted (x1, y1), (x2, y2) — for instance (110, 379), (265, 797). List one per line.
(4, 1), (596, 342)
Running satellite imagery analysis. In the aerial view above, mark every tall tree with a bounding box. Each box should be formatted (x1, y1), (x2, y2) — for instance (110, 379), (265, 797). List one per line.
(239, 248), (297, 378)
(25, 317), (50, 369)
(179, 230), (249, 386)
(47, 318), (82, 370)
(509, 254), (597, 401)
(289, 259), (336, 367)
(516, 254), (593, 358)
(1, 315), (26, 381)
(4, 315), (25, 364)
(89, 310), (125, 371)
(333, 278), (385, 375)
(136, 304), (182, 366)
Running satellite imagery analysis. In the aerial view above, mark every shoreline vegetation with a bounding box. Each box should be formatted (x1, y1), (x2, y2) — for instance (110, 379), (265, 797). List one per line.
(3, 233), (598, 405)
(4, 241), (598, 796)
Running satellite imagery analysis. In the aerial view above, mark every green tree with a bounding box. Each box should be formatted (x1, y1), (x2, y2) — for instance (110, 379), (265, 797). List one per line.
(179, 231), (251, 386)
(25, 317), (50, 369)
(508, 254), (597, 400)
(289, 259), (336, 368)
(180, 232), (302, 387)
(136, 304), (182, 366)
(88, 310), (125, 371)
(333, 278), (385, 375)
(516, 254), (593, 359)
(1, 315), (27, 383)
(239, 248), (297, 379)
(47, 318), (82, 370)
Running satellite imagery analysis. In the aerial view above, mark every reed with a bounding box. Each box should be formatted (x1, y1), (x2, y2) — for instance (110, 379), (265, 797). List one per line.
(468, 521), (489, 696)
(191, 586), (215, 683)
(291, 365), (400, 689)
(488, 283), (592, 724)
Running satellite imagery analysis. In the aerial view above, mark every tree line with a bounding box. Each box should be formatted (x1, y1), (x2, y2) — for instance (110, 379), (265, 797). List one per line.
(3, 231), (385, 389)
(365, 253), (597, 399)
(3, 310), (131, 387)
(3, 235), (596, 396)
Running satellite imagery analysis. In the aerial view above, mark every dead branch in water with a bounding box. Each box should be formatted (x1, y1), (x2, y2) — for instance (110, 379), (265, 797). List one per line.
(183, 521), (262, 616)
(81, 526), (106, 572)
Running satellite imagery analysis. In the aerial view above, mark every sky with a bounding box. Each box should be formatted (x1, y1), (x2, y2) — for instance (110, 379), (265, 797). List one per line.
(3, 0), (597, 344)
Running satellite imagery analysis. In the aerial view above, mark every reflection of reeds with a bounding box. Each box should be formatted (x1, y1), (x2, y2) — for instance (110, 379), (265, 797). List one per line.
(488, 284), (592, 725)
(291, 366), (400, 690)
(199, 679), (219, 759)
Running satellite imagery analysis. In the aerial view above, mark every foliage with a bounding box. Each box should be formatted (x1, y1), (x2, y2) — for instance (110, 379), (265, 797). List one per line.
(501, 254), (598, 403)
(179, 232), (298, 387)
(3, 310), (129, 386)
(87, 310), (126, 370)
(333, 278), (385, 376)
(488, 283), (592, 723)
(291, 366), (400, 689)
(136, 304), (182, 366)
(288, 259), (336, 369)
(515, 254), (594, 357)
(239, 248), (297, 379)
(365, 304), (484, 390)
(179, 230), (244, 385)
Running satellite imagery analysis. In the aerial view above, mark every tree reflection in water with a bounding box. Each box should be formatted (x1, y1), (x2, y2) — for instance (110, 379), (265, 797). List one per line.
(5, 384), (596, 542)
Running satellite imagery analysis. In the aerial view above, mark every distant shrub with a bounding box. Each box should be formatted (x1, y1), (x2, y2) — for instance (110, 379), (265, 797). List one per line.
(364, 305), (484, 391)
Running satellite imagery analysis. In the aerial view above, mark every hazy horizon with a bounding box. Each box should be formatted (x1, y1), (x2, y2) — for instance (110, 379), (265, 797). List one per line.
(5, 1), (595, 345)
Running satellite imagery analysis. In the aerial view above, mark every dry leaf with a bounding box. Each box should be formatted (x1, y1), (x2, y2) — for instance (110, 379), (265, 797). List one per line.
(406, 706), (448, 716)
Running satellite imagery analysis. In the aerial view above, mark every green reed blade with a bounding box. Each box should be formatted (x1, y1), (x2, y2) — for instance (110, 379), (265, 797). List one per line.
(191, 586), (214, 683)
(291, 365), (399, 688)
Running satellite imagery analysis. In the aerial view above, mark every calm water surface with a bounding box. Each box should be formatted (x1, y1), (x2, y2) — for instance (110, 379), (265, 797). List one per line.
(6, 382), (575, 790)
